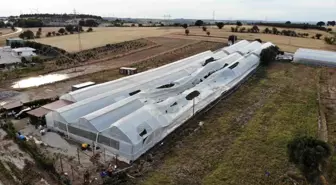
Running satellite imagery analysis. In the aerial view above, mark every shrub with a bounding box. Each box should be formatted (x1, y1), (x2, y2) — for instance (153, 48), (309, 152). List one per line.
(272, 27), (278, 34)
(287, 136), (331, 185)
(131, 23), (135, 27)
(138, 24), (143, 27)
(52, 31), (56, 36)
(263, 28), (270, 34)
(236, 21), (242, 26)
(202, 26), (207, 32)
(182, 24), (188, 29)
(56, 33), (61, 36)
(315, 33), (322, 39)
(324, 36), (336, 44)
(46, 32), (51, 37)
(216, 22), (225, 29)
(231, 27), (235, 32)
(64, 32), (68, 35)
(195, 20), (204, 26)
(19, 30), (34, 39)
(260, 45), (280, 66)
(251, 25), (259, 33)
(206, 31), (210, 36)
(185, 29), (190, 36)
(87, 27), (93, 32)
(58, 28), (66, 34)
(32, 56), (42, 63)
(239, 27), (246, 32)
(65, 25), (74, 32)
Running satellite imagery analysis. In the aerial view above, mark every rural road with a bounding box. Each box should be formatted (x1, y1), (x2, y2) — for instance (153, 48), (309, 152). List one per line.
(0, 27), (23, 37)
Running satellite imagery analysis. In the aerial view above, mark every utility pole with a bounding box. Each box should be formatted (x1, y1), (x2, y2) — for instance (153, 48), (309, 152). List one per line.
(212, 11), (215, 25)
(74, 9), (82, 52)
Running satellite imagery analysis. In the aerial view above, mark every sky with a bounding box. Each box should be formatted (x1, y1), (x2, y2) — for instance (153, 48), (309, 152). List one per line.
(1, 0), (335, 22)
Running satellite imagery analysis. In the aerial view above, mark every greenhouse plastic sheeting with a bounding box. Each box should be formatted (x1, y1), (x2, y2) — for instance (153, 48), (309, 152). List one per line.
(293, 48), (336, 67)
(46, 40), (270, 163)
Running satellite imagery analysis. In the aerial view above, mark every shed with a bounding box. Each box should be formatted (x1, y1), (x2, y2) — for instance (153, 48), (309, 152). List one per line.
(2, 101), (23, 112)
(119, 67), (137, 75)
(6, 38), (24, 47)
(27, 99), (73, 125)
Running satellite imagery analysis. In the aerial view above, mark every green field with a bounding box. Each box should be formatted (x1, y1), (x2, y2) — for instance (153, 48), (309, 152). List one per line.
(141, 62), (320, 185)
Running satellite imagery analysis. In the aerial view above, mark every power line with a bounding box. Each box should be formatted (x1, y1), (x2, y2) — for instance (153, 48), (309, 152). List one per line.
(74, 9), (82, 52)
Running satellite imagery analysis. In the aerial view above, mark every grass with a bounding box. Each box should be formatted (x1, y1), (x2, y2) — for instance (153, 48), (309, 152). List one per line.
(141, 62), (320, 185)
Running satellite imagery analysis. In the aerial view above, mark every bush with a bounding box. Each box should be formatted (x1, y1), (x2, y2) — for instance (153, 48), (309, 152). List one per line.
(195, 20), (204, 26)
(185, 29), (190, 36)
(182, 24), (188, 29)
(315, 33), (322, 39)
(272, 27), (278, 34)
(138, 24), (143, 27)
(202, 26), (207, 32)
(19, 30), (34, 39)
(324, 36), (336, 44)
(251, 25), (259, 33)
(206, 31), (210, 36)
(56, 33), (61, 36)
(327, 28), (332, 32)
(58, 28), (66, 34)
(239, 27), (246, 33)
(31, 56), (42, 63)
(52, 31), (56, 36)
(46, 32), (51, 37)
(231, 27), (235, 32)
(236, 21), (242, 26)
(260, 45), (280, 66)
(65, 25), (74, 32)
(216, 22), (225, 29)
(263, 28), (270, 34)
(87, 27), (93, 32)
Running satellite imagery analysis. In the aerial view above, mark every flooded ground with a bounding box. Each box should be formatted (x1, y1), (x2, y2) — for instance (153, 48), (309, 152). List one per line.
(11, 74), (69, 89)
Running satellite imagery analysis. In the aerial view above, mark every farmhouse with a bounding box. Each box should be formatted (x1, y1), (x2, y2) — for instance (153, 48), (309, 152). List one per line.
(45, 40), (274, 163)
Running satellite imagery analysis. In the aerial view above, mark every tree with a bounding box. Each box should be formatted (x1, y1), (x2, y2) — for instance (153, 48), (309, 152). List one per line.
(11, 26), (15, 31)
(58, 28), (66, 34)
(202, 26), (207, 32)
(228, 35), (237, 44)
(263, 27), (270, 34)
(19, 30), (34, 39)
(316, 21), (325, 27)
(138, 24), (143, 27)
(251, 25), (259, 33)
(195, 20), (204, 26)
(315, 33), (322, 39)
(182, 24), (188, 29)
(287, 136), (331, 185)
(35, 30), (42, 38)
(0, 21), (5, 28)
(65, 25), (74, 32)
(216, 22), (225, 29)
(38, 27), (42, 32)
(52, 31), (56, 36)
(324, 36), (335, 45)
(239, 27), (246, 32)
(87, 27), (93, 32)
(260, 45), (280, 65)
(46, 32), (52, 37)
(286, 21), (291, 24)
(74, 25), (84, 32)
(330, 21), (336, 26)
(231, 27), (235, 32)
(272, 27), (278, 34)
(236, 21), (242, 27)
(206, 31), (210, 36)
(85, 19), (99, 27)
(185, 29), (190, 36)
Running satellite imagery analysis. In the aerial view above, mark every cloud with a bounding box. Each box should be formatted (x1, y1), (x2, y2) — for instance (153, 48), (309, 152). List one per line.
(0, 0), (335, 21)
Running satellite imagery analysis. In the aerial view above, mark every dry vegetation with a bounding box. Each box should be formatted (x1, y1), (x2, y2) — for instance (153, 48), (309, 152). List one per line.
(173, 25), (336, 52)
(32, 27), (181, 52)
(138, 62), (320, 185)
(0, 28), (13, 35)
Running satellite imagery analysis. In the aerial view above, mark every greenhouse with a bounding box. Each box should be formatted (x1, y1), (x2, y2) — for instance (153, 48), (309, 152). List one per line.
(293, 48), (336, 67)
(46, 40), (274, 163)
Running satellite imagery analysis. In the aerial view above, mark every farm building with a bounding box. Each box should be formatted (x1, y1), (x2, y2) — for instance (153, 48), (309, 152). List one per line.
(46, 40), (274, 163)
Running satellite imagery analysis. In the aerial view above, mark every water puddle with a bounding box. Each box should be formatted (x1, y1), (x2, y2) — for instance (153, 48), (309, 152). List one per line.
(12, 74), (69, 89)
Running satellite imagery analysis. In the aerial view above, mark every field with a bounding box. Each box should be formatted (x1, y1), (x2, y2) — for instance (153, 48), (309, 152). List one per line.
(31, 27), (181, 52)
(168, 25), (336, 52)
(0, 28), (13, 35)
(137, 62), (321, 185)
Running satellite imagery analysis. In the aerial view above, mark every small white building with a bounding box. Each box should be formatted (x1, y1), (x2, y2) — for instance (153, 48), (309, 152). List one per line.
(11, 47), (37, 58)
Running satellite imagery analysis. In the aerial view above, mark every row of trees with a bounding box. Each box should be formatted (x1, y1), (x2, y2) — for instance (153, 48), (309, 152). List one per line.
(79, 19), (99, 27)
(19, 13), (103, 20)
(14, 19), (44, 28)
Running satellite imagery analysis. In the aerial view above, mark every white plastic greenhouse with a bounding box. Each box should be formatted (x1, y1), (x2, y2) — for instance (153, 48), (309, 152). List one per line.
(293, 48), (336, 67)
(47, 40), (273, 163)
